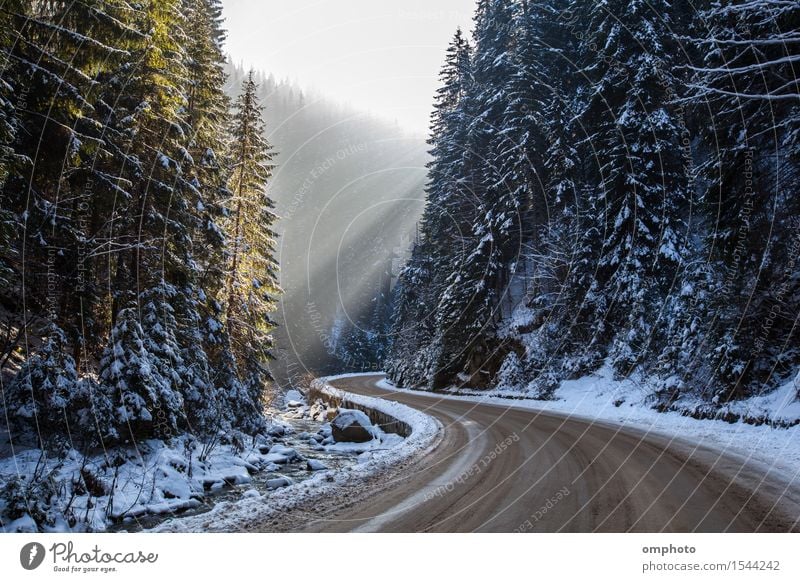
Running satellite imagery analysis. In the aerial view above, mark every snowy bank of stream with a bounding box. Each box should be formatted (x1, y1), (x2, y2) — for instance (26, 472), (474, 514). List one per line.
(147, 376), (441, 532)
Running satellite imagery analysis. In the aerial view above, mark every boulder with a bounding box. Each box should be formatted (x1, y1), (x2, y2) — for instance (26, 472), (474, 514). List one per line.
(306, 459), (328, 472)
(267, 425), (286, 437)
(263, 453), (289, 464)
(284, 389), (305, 406)
(266, 476), (293, 490)
(267, 445), (303, 462)
(331, 409), (377, 443)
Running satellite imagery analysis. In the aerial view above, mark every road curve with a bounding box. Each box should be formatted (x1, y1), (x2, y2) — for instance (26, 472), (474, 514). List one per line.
(302, 374), (800, 532)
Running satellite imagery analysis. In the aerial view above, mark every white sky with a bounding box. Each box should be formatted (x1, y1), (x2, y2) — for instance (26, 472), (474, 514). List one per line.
(222, 0), (476, 134)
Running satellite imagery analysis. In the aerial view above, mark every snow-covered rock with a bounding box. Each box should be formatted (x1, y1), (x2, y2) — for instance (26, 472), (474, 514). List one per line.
(267, 425), (287, 437)
(268, 444), (303, 462)
(284, 389), (305, 406)
(262, 453), (289, 464)
(306, 459), (328, 472)
(331, 409), (377, 442)
(266, 476), (294, 490)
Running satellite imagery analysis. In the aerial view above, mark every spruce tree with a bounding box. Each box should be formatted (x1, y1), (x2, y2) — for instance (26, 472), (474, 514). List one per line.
(429, 0), (518, 388)
(99, 306), (184, 441)
(571, 0), (692, 374)
(687, 0), (800, 399)
(224, 71), (280, 427)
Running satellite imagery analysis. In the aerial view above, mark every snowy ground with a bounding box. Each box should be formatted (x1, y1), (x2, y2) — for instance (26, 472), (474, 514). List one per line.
(0, 424), (302, 532)
(377, 366), (800, 483)
(148, 378), (441, 532)
(0, 376), (440, 533)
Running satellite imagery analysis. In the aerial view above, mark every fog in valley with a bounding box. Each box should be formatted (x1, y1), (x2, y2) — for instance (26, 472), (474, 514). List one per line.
(226, 66), (428, 385)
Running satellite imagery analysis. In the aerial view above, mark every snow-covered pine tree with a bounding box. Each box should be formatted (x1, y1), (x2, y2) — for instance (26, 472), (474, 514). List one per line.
(5, 328), (114, 449)
(489, 0), (580, 391)
(496, 0), (565, 259)
(0, 1), (141, 371)
(99, 306), (185, 441)
(212, 331), (251, 433)
(224, 71), (279, 425)
(183, 0), (231, 296)
(139, 282), (189, 427)
(686, 0), (800, 400)
(0, 0), (287, 445)
(0, 1), (22, 295)
(387, 29), (476, 387)
(85, 1), (207, 441)
(5, 324), (78, 444)
(427, 0), (519, 388)
(171, 0), (233, 436)
(570, 0), (692, 376)
(385, 240), (438, 387)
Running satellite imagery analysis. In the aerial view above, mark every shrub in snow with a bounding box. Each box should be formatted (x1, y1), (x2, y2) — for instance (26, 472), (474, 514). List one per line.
(496, 352), (527, 391)
(525, 369), (560, 400)
(5, 326), (78, 438)
(5, 325), (113, 445)
(99, 307), (185, 441)
(0, 463), (68, 532)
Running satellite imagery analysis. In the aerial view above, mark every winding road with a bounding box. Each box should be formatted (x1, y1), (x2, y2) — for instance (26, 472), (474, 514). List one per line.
(302, 374), (800, 532)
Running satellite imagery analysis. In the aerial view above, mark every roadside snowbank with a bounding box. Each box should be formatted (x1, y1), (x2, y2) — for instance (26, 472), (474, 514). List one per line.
(377, 367), (800, 481)
(149, 377), (441, 532)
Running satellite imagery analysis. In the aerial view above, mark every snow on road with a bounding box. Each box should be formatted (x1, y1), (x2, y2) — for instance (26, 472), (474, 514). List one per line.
(376, 367), (800, 485)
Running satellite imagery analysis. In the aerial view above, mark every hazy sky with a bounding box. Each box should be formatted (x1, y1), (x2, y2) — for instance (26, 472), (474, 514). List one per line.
(222, 0), (476, 133)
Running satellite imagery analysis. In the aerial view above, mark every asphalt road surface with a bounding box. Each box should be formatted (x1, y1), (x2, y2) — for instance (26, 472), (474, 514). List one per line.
(303, 374), (800, 532)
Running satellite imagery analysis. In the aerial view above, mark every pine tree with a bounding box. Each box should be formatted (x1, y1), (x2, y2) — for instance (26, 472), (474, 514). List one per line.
(183, 0), (232, 295)
(569, 0), (692, 374)
(173, 0), (233, 436)
(224, 71), (280, 422)
(386, 240), (438, 387)
(387, 29), (477, 387)
(95, 1), (214, 440)
(0, 0), (282, 445)
(5, 324), (79, 443)
(99, 306), (185, 441)
(428, 0), (518, 388)
(0, 1), (22, 295)
(385, 0), (799, 408)
(1, 1), (142, 370)
(687, 0), (800, 400)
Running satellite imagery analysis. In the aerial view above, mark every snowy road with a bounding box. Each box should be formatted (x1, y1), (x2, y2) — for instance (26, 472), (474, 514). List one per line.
(301, 374), (800, 532)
